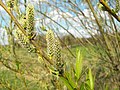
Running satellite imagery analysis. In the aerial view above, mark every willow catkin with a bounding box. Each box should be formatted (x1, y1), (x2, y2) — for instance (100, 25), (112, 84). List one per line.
(46, 30), (64, 75)
(46, 30), (55, 60)
(54, 38), (64, 76)
(13, 13), (35, 52)
(26, 4), (34, 39)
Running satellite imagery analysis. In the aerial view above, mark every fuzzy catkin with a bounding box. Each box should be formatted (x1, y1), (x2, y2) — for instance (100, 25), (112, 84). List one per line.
(13, 13), (35, 52)
(46, 30), (55, 60)
(54, 38), (64, 76)
(26, 4), (34, 38)
(46, 30), (63, 75)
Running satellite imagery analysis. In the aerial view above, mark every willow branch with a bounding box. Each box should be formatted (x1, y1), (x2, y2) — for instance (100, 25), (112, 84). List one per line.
(99, 0), (120, 22)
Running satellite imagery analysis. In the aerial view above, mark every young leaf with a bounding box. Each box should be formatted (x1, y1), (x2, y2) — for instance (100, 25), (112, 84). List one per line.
(75, 50), (83, 81)
(105, 84), (109, 90)
(80, 82), (85, 90)
(65, 72), (76, 88)
(88, 68), (94, 90)
(60, 77), (74, 90)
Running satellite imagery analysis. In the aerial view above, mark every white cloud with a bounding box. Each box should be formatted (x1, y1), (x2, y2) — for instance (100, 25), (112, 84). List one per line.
(48, 9), (73, 19)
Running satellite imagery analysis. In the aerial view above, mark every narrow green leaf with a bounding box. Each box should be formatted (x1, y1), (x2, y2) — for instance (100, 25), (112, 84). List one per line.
(88, 68), (94, 90)
(66, 72), (76, 88)
(105, 84), (109, 90)
(75, 50), (83, 81)
(80, 82), (85, 90)
(60, 77), (74, 90)
(84, 83), (91, 90)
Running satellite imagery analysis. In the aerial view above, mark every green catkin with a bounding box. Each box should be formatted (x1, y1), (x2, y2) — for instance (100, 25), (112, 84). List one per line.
(54, 39), (64, 76)
(54, 39), (61, 62)
(14, 14), (36, 52)
(26, 4), (34, 39)
(46, 30), (63, 75)
(46, 30), (55, 60)
(16, 4), (36, 52)
(46, 32), (62, 89)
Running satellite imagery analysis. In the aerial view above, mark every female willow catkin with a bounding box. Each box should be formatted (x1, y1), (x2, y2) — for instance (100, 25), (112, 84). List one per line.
(14, 10), (35, 52)
(26, 4), (34, 39)
(54, 39), (61, 63)
(54, 39), (64, 76)
(46, 30), (63, 75)
(46, 30), (55, 60)
(25, 5), (36, 52)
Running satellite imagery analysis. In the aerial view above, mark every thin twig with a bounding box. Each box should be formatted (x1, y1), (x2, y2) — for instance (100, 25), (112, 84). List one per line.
(99, 0), (120, 22)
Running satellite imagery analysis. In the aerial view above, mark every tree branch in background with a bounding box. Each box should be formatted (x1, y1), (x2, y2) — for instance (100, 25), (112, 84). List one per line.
(99, 0), (120, 22)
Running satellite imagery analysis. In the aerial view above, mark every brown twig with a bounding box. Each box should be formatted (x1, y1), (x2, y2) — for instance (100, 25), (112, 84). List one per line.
(99, 0), (120, 22)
